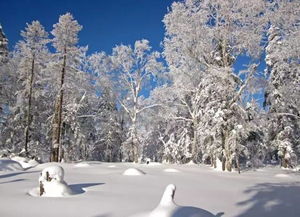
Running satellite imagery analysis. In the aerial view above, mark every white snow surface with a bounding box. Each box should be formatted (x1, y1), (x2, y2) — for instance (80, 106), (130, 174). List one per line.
(123, 167), (146, 176)
(131, 184), (217, 217)
(0, 159), (24, 172)
(75, 162), (92, 168)
(10, 156), (39, 169)
(1, 162), (300, 217)
(164, 168), (180, 173)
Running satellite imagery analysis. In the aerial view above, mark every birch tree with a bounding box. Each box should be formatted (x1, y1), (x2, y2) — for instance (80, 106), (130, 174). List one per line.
(111, 39), (163, 162)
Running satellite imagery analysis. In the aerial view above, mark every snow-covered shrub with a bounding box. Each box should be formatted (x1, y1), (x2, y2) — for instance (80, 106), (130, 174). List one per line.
(38, 165), (72, 197)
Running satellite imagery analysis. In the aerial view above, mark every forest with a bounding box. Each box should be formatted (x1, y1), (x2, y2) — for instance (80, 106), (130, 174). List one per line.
(0, 0), (299, 172)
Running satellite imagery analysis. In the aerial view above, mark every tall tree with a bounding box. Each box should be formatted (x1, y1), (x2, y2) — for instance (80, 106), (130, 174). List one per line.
(163, 0), (266, 169)
(16, 21), (49, 155)
(264, 0), (300, 168)
(50, 13), (82, 162)
(111, 40), (164, 162)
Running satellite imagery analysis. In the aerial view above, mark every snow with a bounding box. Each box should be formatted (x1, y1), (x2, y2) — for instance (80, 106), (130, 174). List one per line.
(31, 165), (73, 197)
(0, 159), (24, 172)
(164, 168), (180, 173)
(131, 184), (218, 217)
(1, 162), (300, 217)
(10, 156), (39, 169)
(29, 179), (72, 197)
(123, 168), (146, 176)
(39, 165), (64, 182)
(274, 173), (291, 178)
(75, 162), (91, 167)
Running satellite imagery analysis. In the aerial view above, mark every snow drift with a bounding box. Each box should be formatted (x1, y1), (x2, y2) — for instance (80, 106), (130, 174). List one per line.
(0, 159), (24, 172)
(132, 184), (217, 217)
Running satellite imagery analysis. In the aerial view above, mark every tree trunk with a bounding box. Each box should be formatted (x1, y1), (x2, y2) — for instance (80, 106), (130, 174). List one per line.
(24, 57), (35, 155)
(191, 120), (198, 162)
(51, 48), (66, 162)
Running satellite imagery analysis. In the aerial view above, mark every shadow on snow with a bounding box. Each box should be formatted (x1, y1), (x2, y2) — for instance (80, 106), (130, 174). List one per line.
(236, 182), (300, 217)
(69, 182), (105, 194)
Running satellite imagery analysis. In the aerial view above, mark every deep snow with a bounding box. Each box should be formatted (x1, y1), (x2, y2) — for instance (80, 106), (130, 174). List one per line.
(0, 159), (300, 217)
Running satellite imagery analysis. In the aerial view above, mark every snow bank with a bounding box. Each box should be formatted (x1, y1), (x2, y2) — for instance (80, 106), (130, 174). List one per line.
(131, 184), (216, 217)
(11, 156), (39, 169)
(0, 159), (24, 172)
(123, 168), (146, 176)
(164, 168), (180, 173)
(29, 165), (72, 197)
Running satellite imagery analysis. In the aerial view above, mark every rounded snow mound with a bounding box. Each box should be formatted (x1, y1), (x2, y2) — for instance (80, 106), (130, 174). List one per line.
(108, 165), (116, 168)
(29, 165), (72, 197)
(0, 159), (24, 172)
(164, 168), (180, 173)
(40, 165), (65, 181)
(275, 173), (291, 178)
(123, 168), (146, 176)
(130, 184), (217, 217)
(75, 162), (91, 168)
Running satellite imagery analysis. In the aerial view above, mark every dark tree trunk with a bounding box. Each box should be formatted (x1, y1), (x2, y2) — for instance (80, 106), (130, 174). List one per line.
(51, 48), (66, 162)
(24, 57), (35, 155)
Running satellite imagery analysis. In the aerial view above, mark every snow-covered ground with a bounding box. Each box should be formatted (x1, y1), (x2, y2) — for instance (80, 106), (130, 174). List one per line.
(0, 159), (300, 217)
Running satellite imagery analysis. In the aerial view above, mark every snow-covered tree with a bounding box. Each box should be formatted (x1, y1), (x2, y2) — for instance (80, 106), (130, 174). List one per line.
(163, 0), (267, 169)
(264, 0), (300, 168)
(14, 21), (49, 155)
(50, 13), (84, 162)
(0, 24), (8, 63)
(110, 40), (164, 162)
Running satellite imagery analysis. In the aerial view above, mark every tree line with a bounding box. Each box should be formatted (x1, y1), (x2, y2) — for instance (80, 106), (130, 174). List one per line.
(0, 0), (299, 171)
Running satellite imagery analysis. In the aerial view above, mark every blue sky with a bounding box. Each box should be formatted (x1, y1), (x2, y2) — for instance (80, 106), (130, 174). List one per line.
(0, 0), (265, 104)
(0, 0), (176, 54)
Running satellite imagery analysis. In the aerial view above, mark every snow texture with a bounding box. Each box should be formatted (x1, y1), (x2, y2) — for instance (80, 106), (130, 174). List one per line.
(0, 159), (24, 172)
(10, 156), (39, 169)
(163, 168), (180, 173)
(1, 162), (300, 217)
(123, 168), (146, 176)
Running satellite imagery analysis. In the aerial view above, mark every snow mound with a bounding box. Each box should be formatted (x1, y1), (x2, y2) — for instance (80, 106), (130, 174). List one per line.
(108, 165), (116, 168)
(0, 159), (24, 172)
(29, 165), (72, 197)
(164, 168), (180, 173)
(40, 165), (65, 182)
(29, 180), (72, 197)
(11, 156), (39, 169)
(75, 162), (91, 167)
(131, 184), (216, 217)
(123, 168), (146, 176)
(274, 173), (291, 178)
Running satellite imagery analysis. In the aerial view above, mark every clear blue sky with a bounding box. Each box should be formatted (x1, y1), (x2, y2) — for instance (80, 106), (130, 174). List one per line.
(0, 0), (265, 104)
(0, 0), (176, 54)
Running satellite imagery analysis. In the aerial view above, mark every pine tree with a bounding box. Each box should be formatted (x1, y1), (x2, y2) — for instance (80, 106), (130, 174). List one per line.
(50, 13), (82, 162)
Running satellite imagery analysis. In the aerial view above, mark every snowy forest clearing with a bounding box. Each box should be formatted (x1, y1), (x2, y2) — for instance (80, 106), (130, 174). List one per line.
(1, 160), (300, 217)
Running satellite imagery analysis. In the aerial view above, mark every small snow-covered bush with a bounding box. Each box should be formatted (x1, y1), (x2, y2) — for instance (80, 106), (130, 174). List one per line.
(38, 165), (72, 197)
